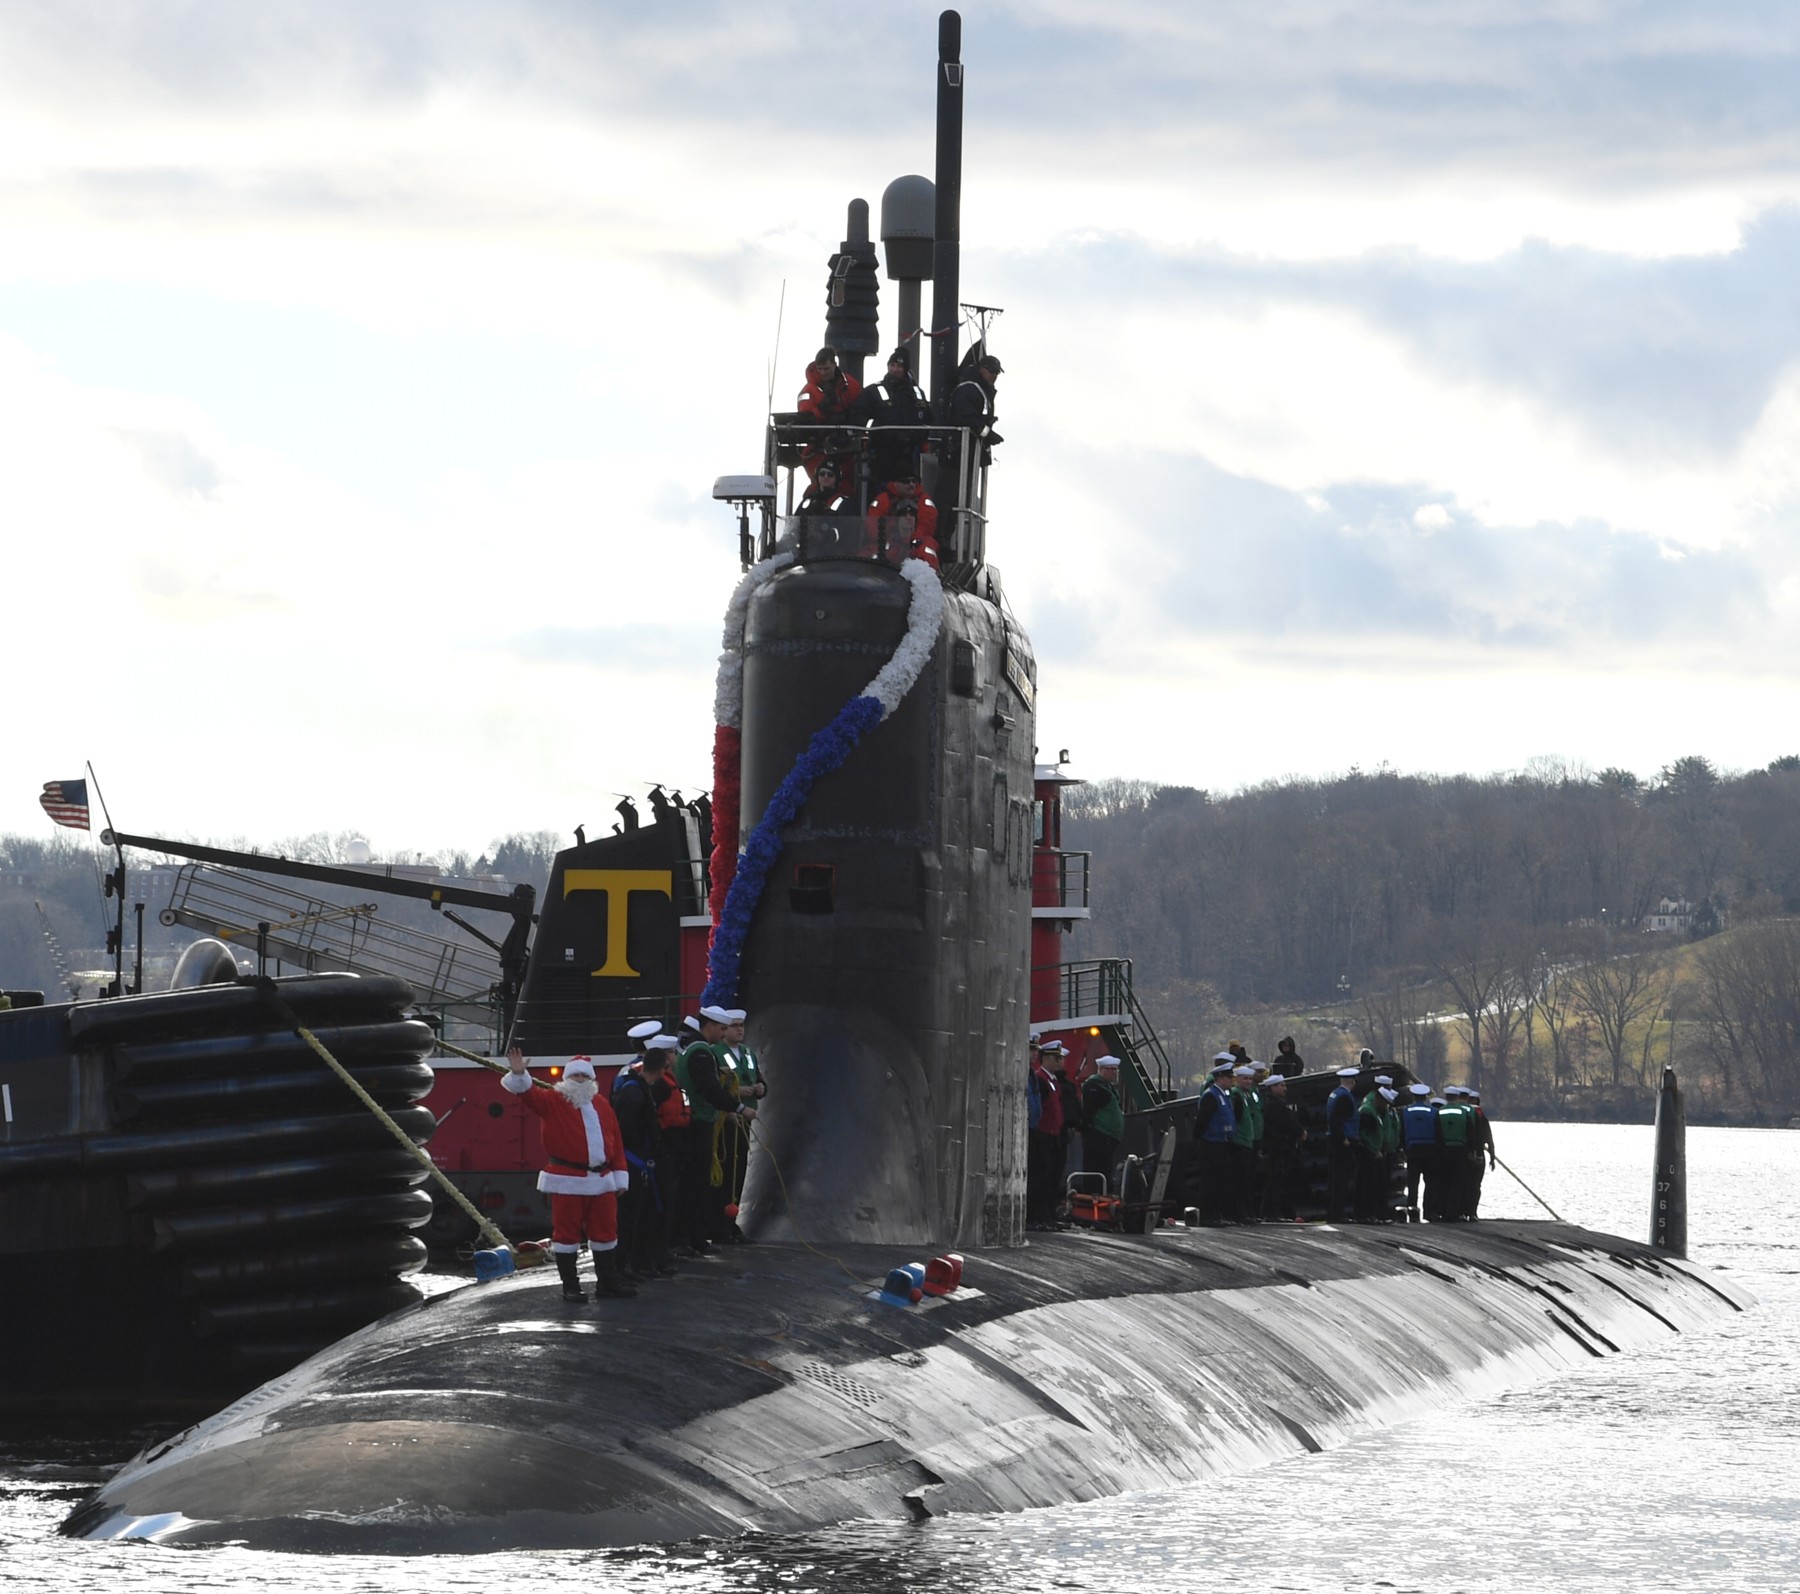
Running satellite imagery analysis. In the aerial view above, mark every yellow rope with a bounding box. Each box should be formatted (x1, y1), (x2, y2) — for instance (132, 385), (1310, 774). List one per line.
(436, 1035), (555, 1090)
(253, 983), (521, 1261)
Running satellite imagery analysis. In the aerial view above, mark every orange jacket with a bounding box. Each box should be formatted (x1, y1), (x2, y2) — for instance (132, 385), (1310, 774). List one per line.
(869, 484), (940, 566)
(656, 1077), (692, 1130)
(798, 361), (862, 425)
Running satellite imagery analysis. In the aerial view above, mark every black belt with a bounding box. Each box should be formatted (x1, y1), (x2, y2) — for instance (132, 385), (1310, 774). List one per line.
(550, 1155), (602, 1173)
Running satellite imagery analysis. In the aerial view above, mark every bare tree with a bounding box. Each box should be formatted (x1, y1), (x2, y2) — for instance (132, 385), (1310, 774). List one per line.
(1569, 944), (1674, 1088)
(1689, 924), (1800, 1113)
(1359, 978), (1434, 1071)
(1427, 919), (1521, 1093)
(1478, 946), (1536, 1097)
(1529, 955), (1581, 1090)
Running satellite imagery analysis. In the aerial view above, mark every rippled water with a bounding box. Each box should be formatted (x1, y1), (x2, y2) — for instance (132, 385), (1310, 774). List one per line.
(4, 1123), (1795, 1592)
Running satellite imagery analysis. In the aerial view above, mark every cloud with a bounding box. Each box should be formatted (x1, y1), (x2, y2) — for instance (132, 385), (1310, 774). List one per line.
(1033, 205), (1800, 462)
(9, 3), (1797, 193)
(1069, 445), (1769, 655)
(497, 621), (717, 670)
(7, 0), (1800, 846)
(111, 427), (224, 498)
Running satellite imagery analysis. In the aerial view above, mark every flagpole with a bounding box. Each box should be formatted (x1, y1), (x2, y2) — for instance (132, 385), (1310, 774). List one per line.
(87, 762), (127, 997)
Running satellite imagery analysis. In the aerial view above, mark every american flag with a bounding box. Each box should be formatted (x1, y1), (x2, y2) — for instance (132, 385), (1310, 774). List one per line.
(39, 779), (90, 830)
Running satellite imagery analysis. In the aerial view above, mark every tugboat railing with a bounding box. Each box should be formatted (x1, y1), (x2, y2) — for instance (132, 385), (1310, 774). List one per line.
(757, 418), (989, 585)
(162, 863), (501, 1007)
(1034, 956), (1175, 1102)
(1031, 849), (1091, 913)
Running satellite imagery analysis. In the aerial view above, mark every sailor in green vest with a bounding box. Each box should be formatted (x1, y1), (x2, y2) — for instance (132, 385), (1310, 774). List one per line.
(1228, 1064), (1265, 1223)
(1355, 1081), (1398, 1221)
(1376, 1073), (1403, 1210)
(1462, 1086), (1495, 1218)
(719, 1008), (765, 1241)
(1080, 1055), (1126, 1193)
(1430, 1088), (1472, 1221)
(674, 1005), (754, 1254)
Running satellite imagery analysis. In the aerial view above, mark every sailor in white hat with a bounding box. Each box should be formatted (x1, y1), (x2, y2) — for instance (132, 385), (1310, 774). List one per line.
(721, 1009), (763, 1101)
(1082, 1055), (1126, 1196)
(1027, 1038), (1068, 1229)
(1428, 1088), (1474, 1221)
(671, 1006), (754, 1257)
(610, 1033), (684, 1282)
(1039, 1039), (1082, 1193)
(718, 1007), (763, 1240)
(1194, 1058), (1238, 1224)
(1462, 1085), (1495, 1221)
(1401, 1083), (1439, 1220)
(1228, 1065), (1265, 1223)
(1325, 1065), (1362, 1221)
(1353, 1081), (1402, 1222)
(1259, 1068), (1305, 1221)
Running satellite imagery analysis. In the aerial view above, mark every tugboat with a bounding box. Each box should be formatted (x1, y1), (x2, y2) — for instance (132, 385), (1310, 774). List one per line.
(60, 12), (1749, 1549)
(0, 955), (437, 1420)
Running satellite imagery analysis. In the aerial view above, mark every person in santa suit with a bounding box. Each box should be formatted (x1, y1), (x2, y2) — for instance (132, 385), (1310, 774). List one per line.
(504, 1047), (635, 1302)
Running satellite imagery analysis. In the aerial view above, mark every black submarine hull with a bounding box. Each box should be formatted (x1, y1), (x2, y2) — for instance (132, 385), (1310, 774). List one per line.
(63, 1220), (1748, 1550)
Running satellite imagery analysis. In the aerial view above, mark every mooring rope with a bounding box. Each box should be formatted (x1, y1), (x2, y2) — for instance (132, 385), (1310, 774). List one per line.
(251, 979), (522, 1265)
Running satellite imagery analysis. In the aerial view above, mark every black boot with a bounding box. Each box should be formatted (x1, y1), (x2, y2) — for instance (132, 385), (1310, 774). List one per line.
(554, 1251), (587, 1303)
(592, 1249), (638, 1299)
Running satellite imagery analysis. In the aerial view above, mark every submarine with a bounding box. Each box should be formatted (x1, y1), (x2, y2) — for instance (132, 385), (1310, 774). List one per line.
(62, 12), (1752, 1549)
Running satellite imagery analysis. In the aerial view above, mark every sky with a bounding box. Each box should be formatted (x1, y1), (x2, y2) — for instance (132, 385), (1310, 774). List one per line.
(4, 0), (1800, 861)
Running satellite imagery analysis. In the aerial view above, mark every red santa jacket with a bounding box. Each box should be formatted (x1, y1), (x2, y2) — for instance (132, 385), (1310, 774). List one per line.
(503, 1072), (629, 1196)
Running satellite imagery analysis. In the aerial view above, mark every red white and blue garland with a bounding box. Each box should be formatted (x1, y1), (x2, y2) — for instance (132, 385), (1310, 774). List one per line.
(704, 556), (945, 1006)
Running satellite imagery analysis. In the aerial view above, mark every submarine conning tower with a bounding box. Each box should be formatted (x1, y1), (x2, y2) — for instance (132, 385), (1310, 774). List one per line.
(734, 563), (1036, 1250)
(709, 11), (1038, 1249)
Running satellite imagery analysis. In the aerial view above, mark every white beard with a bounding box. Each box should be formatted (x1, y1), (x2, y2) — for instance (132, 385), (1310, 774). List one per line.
(557, 1076), (598, 1107)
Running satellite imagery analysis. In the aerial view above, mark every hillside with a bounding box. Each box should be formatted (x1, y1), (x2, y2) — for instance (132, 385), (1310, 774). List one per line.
(1064, 756), (1800, 1124)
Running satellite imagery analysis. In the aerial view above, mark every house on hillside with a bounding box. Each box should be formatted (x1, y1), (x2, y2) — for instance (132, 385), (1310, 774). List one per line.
(1643, 897), (1696, 934)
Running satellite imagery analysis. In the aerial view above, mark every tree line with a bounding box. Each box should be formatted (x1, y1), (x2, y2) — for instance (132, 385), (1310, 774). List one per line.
(1063, 756), (1800, 1121)
(0, 830), (566, 996)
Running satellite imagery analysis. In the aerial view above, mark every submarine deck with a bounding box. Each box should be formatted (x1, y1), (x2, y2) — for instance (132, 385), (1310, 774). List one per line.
(66, 1219), (1751, 1552)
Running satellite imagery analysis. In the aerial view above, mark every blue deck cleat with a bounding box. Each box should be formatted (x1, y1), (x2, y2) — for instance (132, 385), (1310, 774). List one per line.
(472, 1248), (517, 1283)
